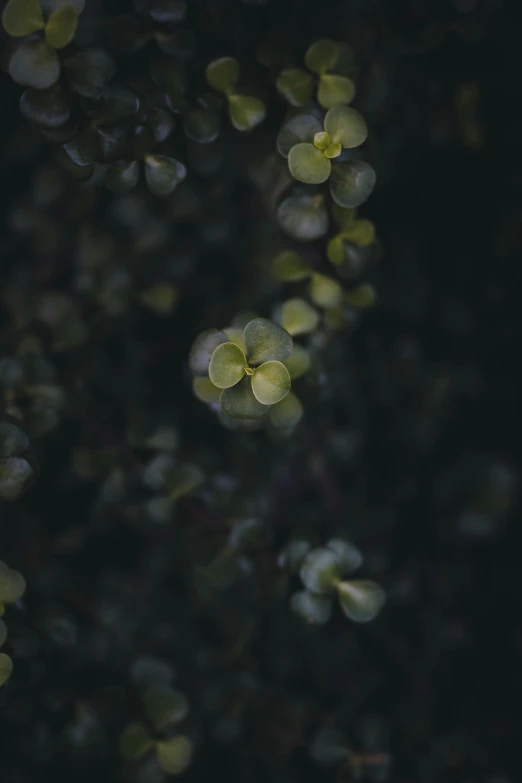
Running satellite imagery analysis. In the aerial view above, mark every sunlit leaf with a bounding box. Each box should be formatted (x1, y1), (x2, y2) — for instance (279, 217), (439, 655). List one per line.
(208, 342), (247, 389)
(276, 113), (322, 158)
(118, 722), (152, 760)
(276, 68), (313, 107)
(280, 298), (319, 336)
(277, 194), (329, 241)
(251, 361), (291, 405)
(156, 736), (193, 775)
(305, 38), (339, 75)
(268, 391), (303, 428)
(340, 218), (375, 246)
(9, 40), (60, 89)
(324, 105), (367, 148)
(145, 155), (186, 197)
(329, 160), (376, 208)
(288, 142), (331, 184)
(318, 74), (355, 109)
(220, 376), (270, 420)
(337, 579), (386, 622)
(45, 5), (78, 49)
(206, 57), (239, 94)
(244, 317), (293, 365)
(2, 0), (44, 37)
(189, 329), (229, 376)
(228, 94), (266, 131)
(309, 273), (343, 309)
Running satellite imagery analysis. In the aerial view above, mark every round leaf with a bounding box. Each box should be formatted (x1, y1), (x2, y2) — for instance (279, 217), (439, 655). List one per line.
(340, 219), (375, 246)
(192, 377), (221, 405)
(2, 0), (44, 37)
(324, 105), (367, 148)
(63, 126), (98, 167)
(272, 251), (309, 282)
(220, 376), (270, 420)
(105, 160), (139, 192)
(326, 539), (363, 573)
(282, 345), (310, 379)
(143, 685), (189, 731)
(45, 5), (78, 49)
(268, 391), (303, 428)
(344, 283), (376, 309)
(300, 548), (343, 594)
(0, 653), (13, 687)
(0, 562), (27, 603)
(309, 273), (343, 309)
(277, 195), (329, 241)
(244, 317), (293, 365)
(329, 161), (376, 208)
(318, 74), (356, 109)
(276, 68), (313, 107)
(208, 342), (247, 389)
(251, 361), (291, 405)
(276, 113), (322, 158)
(156, 736), (193, 775)
(280, 298), (319, 336)
(189, 329), (229, 376)
(228, 94), (266, 131)
(305, 39), (339, 75)
(278, 539), (310, 572)
(118, 722), (152, 760)
(288, 143), (331, 185)
(337, 579), (386, 623)
(184, 109), (220, 144)
(223, 327), (246, 354)
(145, 155), (186, 197)
(9, 40), (60, 89)
(20, 85), (70, 128)
(290, 590), (332, 625)
(205, 57), (239, 94)
(64, 48), (116, 99)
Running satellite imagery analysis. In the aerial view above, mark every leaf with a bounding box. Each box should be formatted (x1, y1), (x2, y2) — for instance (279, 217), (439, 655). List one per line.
(143, 685), (189, 731)
(2, 0), (44, 37)
(251, 361), (291, 405)
(0, 421), (29, 458)
(140, 283), (177, 315)
(300, 548), (343, 594)
(329, 161), (376, 208)
(0, 561), (27, 603)
(278, 539), (310, 572)
(220, 376), (270, 420)
(105, 160), (140, 192)
(0, 457), (34, 501)
(272, 251), (310, 282)
(118, 722), (152, 760)
(305, 38), (339, 75)
(268, 391), (303, 428)
(20, 85), (70, 128)
(282, 345), (310, 379)
(9, 40), (60, 89)
(84, 86), (140, 125)
(64, 48), (116, 99)
(276, 68), (313, 107)
(276, 113), (322, 158)
(63, 126), (98, 167)
(280, 298), (319, 336)
(309, 273), (343, 309)
(288, 142), (331, 185)
(326, 539), (363, 573)
(277, 194), (329, 241)
(324, 105), (367, 148)
(337, 579), (386, 623)
(205, 57), (239, 94)
(0, 653), (13, 687)
(290, 590), (332, 625)
(340, 218), (375, 246)
(228, 94), (266, 131)
(189, 329), (229, 376)
(156, 736), (193, 775)
(344, 283), (376, 309)
(145, 155), (186, 197)
(318, 74), (356, 109)
(184, 109), (220, 144)
(244, 317), (293, 365)
(223, 327), (247, 354)
(208, 342), (247, 389)
(45, 5), (78, 49)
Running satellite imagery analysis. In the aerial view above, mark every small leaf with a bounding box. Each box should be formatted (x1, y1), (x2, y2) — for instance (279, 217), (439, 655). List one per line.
(268, 391), (303, 429)
(326, 539), (363, 573)
(156, 736), (193, 775)
(272, 251), (310, 282)
(63, 126), (98, 167)
(45, 5), (78, 49)
(0, 421), (29, 458)
(276, 68), (313, 107)
(192, 377), (221, 405)
(290, 590), (332, 625)
(223, 327), (246, 354)
(305, 39), (339, 75)
(344, 283), (376, 309)
(228, 94), (266, 131)
(84, 86), (140, 125)
(64, 48), (116, 99)
(145, 155), (186, 197)
(318, 74), (356, 109)
(251, 361), (291, 405)
(9, 40), (60, 89)
(329, 161), (376, 208)
(0, 653), (13, 687)
(278, 539), (310, 572)
(300, 548), (343, 594)
(0, 561), (27, 603)
(280, 298), (319, 336)
(2, 0), (44, 37)
(189, 330), (229, 376)
(288, 142), (331, 185)
(340, 219), (375, 246)
(208, 342), (247, 389)
(20, 85), (70, 128)
(105, 160), (139, 192)
(0, 457), (34, 501)
(282, 345), (311, 379)
(143, 686), (189, 731)
(206, 57), (239, 94)
(324, 105), (367, 148)
(337, 579), (386, 623)
(277, 194), (329, 241)
(244, 317), (293, 365)
(220, 376), (270, 420)
(118, 722), (152, 760)
(309, 273), (343, 309)
(276, 113), (322, 158)
(184, 109), (220, 144)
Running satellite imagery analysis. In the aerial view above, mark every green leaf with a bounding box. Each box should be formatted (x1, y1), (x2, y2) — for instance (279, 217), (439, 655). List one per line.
(318, 74), (356, 109)
(208, 342), (247, 389)
(290, 590), (332, 625)
(9, 40), (60, 89)
(0, 421), (29, 458)
(183, 109), (220, 144)
(45, 5), (78, 49)
(272, 251), (310, 282)
(2, 0), (44, 37)
(20, 84), (70, 128)
(0, 457), (34, 501)
(156, 736), (193, 775)
(326, 539), (363, 573)
(0, 618), (7, 648)
(105, 160), (140, 192)
(244, 317), (293, 365)
(305, 39), (339, 75)
(340, 218), (375, 246)
(288, 142), (331, 185)
(324, 105), (367, 148)
(192, 377), (221, 405)
(0, 561), (27, 603)
(344, 283), (376, 309)
(268, 391), (303, 428)
(329, 161), (376, 208)
(276, 113), (322, 158)
(309, 273), (343, 309)
(64, 48), (116, 99)
(63, 126), (98, 166)
(189, 329), (229, 376)
(228, 94), (266, 131)
(276, 68), (313, 107)
(143, 685), (189, 731)
(337, 579), (386, 623)
(220, 376), (270, 420)
(300, 547), (343, 594)
(223, 327), (247, 354)
(280, 298), (319, 336)
(205, 57), (239, 94)
(282, 345), (311, 379)
(278, 539), (310, 572)
(251, 361), (291, 405)
(277, 194), (329, 241)
(118, 722), (152, 760)
(0, 653), (13, 687)
(144, 155), (186, 197)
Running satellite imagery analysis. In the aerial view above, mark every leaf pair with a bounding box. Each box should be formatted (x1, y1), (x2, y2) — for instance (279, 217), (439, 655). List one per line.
(104, 155), (186, 197)
(3, 0), (80, 48)
(205, 57), (266, 132)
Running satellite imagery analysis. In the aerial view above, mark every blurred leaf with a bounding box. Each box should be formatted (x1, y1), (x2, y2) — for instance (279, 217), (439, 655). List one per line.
(276, 68), (313, 107)
(228, 94), (266, 131)
(143, 686), (189, 730)
(330, 161), (376, 208)
(0, 618), (7, 648)
(156, 736), (193, 775)
(2, 0), (44, 37)
(251, 361), (291, 405)
(244, 317), (293, 365)
(20, 84), (70, 127)
(277, 194), (329, 241)
(326, 539), (363, 572)
(272, 251), (310, 282)
(344, 283), (376, 309)
(268, 391), (303, 428)
(324, 105), (367, 149)
(105, 160), (140, 192)
(305, 39), (339, 75)
(189, 330), (229, 376)
(184, 109), (220, 144)
(337, 579), (386, 622)
(223, 327), (247, 354)
(0, 421), (29, 458)
(276, 113), (322, 158)
(290, 590), (332, 625)
(209, 342), (247, 389)
(141, 283), (178, 315)
(149, 0), (187, 23)
(0, 457), (34, 501)
(282, 345), (310, 379)
(118, 722), (152, 760)
(45, 5), (78, 49)
(0, 562), (27, 603)
(280, 298), (319, 336)
(310, 726), (350, 765)
(340, 219), (375, 246)
(300, 547), (343, 594)
(309, 273), (343, 309)
(318, 74), (355, 109)
(206, 57), (239, 94)
(9, 40), (60, 89)
(278, 539), (310, 571)
(63, 126), (98, 166)
(64, 48), (116, 99)
(84, 86), (140, 125)
(144, 155), (186, 197)
(288, 142), (331, 184)
(0, 653), (13, 687)
(220, 376), (270, 420)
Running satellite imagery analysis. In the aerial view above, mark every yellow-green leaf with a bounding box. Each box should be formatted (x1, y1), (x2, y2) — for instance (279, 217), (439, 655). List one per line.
(244, 317), (293, 365)
(205, 56), (239, 94)
(280, 298), (319, 336)
(324, 105), (367, 148)
(318, 74), (355, 109)
(118, 722), (152, 760)
(228, 94), (265, 131)
(268, 391), (303, 428)
(45, 5), (78, 49)
(288, 142), (331, 185)
(251, 361), (291, 405)
(272, 251), (310, 282)
(208, 342), (247, 389)
(309, 273), (343, 309)
(156, 736), (193, 775)
(0, 653), (13, 687)
(282, 345), (311, 379)
(337, 579), (386, 623)
(2, 0), (44, 37)
(305, 38), (339, 75)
